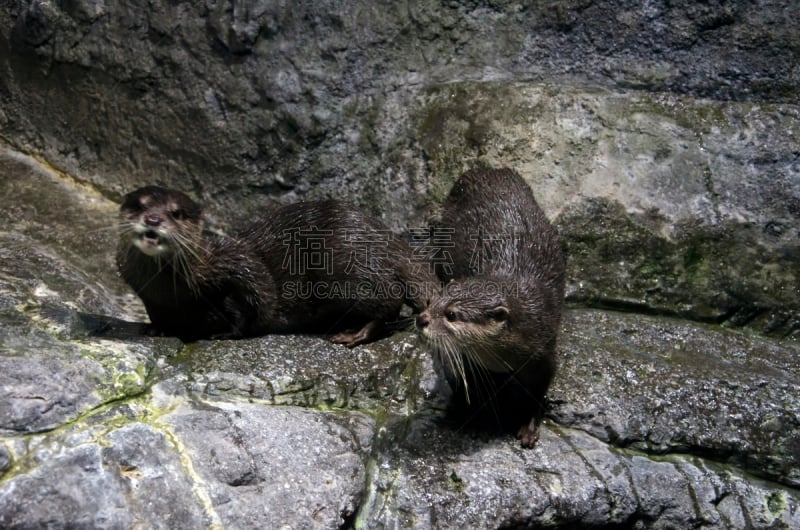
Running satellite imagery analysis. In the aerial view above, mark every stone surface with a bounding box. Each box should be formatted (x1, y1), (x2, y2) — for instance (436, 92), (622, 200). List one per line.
(1, 1), (799, 227)
(418, 83), (800, 337)
(551, 310), (800, 487)
(0, 421), (213, 530)
(0, 150), (797, 526)
(360, 421), (800, 529)
(2, 0), (800, 527)
(1, 2), (799, 337)
(163, 400), (374, 529)
(0, 392), (374, 529)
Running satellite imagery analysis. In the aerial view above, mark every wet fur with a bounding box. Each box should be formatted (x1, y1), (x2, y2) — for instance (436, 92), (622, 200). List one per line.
(117, 186), (275, 341)
(236, 198), (436, 337)
(417, 168), (565, 447)
(117, 186), (436, 344)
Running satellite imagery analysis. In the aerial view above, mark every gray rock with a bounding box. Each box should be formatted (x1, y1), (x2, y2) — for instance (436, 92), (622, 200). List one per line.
(0, 146), (136, 317)
(0, 378), (376, 529)
(358, 421), (800, 528)
(0, 444), (9, 475)
(162, 400), (374, 528)
(0, 421), (212, 529)
(0, 343), (143, 434)
(173, 332), (421, 413)
(2, 0), (799, 228)
(417, 83), (800, 337)
(550, 309), (800, 487)
(0, 150), (165, 439)
(2, 0), (800, 527)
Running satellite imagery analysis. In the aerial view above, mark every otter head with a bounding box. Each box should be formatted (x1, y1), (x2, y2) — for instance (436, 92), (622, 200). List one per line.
(416, 278), (517, 378)
(119, 186), (204, 258)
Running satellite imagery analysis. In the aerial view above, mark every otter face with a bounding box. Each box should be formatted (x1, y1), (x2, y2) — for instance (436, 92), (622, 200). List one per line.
(416, 279), (514, 375)
(119, 186), (203, 258)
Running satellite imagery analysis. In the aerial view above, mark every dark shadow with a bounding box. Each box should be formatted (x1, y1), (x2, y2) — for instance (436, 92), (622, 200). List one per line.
(75, 312), (157, 341)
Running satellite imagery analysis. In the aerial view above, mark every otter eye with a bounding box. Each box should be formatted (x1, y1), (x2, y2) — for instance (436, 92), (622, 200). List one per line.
(170, 209), (186, 220)
(487, 306), (509, 322)
(126, 199), (146, 213)
(445, 310), (457, 322)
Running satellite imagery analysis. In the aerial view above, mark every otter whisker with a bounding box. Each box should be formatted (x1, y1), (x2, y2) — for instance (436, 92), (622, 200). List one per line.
(461, 344), (498, 405)
(473, 343), (515, 373)
(463, 351), (505, 426)
(385, 316), (415, 332)
(415, 168), (564, 449)
(171, 251), (186, 297)
(132, 252), (167, 297)
(98, 221), (136, 236)
(118, 185), (429, 344)
(437, 336), (470, 404)
(173, 246), (200, 298)
(172, 229), (205, 264)
(169, 229), (209, 297)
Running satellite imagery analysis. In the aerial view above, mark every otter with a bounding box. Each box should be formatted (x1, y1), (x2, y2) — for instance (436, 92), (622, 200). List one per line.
(415, 168), (565, 448)
(116, 186), (274, 341)
(117, 186), (437, 345)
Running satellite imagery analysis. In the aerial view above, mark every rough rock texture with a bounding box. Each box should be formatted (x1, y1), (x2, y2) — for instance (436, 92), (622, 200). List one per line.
(2, 1), (798, 336)
(419, 83), (800, 338)
(1, 1), (799, 224)
(1, 0), (800, 527)
(1, 149), (798, 528)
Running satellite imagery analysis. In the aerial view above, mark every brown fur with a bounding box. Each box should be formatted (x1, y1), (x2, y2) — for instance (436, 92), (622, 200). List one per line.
(117, 186), (437, 344)
(416, 168), (565, 447)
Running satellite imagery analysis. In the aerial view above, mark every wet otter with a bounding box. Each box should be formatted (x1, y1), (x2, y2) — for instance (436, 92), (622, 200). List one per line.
(415, 168), (565, 448)
(117, 186), (437, 345)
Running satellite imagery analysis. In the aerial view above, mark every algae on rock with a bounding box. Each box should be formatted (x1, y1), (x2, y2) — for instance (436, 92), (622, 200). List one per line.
(417, 82), (800, 337)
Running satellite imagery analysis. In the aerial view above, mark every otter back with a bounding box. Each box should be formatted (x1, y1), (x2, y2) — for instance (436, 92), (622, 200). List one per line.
(117, 188), (436, 345)
(418, 168), (565, 448)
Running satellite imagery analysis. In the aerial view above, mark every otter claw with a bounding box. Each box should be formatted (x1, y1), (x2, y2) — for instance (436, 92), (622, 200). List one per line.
(516, 420), (541, 449)
(330, 320), (384, 348)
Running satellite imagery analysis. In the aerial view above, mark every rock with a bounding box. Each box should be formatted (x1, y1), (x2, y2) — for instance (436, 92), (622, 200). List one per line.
(359, 419), (800, 528)
(0, 147), (133, 315)
(4, 0), (798, 331)
(0, 444), (9, 475)
(162, 400), (374, 528)
(551, 309), (800, 487)
(418, 83), (800, 337)
(1, 1), (798, 228)
(0, 340), (151, 433)
(172, 333), (420, 413)
(2, 0), (800, 527)
(0, 149), (165, 436)
(0, 397), (374, 529)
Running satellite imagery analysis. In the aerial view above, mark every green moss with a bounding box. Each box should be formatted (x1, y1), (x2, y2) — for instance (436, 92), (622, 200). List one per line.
(115, 370), (147, 396)
(168, 341), (201, 367)
(627, 96), (730, 135)
(75, 342), (156, 402)
(0, 390), (184, 485)
(559, 197), (800, 336)
(682, 244), (704, 271)
(417, 82), (540, 203)
(766, 491), (786, 514)
(448, 469), (465, 492)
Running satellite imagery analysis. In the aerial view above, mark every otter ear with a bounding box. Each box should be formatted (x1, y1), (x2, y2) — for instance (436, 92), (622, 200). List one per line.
(487, 306), (509, 322)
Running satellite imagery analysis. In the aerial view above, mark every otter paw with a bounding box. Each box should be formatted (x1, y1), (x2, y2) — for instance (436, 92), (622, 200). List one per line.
(330, 331), (361, 347)
(329, 320), (384, 348)
(516, 421), (541, 449)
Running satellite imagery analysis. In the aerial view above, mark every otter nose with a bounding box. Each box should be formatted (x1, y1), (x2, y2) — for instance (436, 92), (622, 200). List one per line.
(415, 312), (430, 329)
(144, 213), (162, 227)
